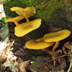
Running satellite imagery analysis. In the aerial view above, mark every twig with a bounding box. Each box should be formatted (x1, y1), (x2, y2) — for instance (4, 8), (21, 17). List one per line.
(39, 54), (72, 68)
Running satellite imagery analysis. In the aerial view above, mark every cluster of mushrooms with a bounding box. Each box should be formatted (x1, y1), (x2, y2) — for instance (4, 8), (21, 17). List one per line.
(5, 6), (71, 55)
(26, 29), (71, 54)
(5, 6), (41, 37)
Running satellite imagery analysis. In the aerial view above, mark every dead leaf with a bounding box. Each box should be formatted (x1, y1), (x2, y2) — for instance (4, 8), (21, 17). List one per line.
(52, 49), (67, 70)
(0, 44), (11, 63)
(62, 46), (67, 54)
(62, 42), (71, 55)
(52, 49), (62, 59)
(19, 60), (31, 71)
(16, 57), (23, 63)
(47, 64), (54, 69)
(60, 59), (67, 69)
(44, 66), (49, 71)
(63, 42), (71, 50)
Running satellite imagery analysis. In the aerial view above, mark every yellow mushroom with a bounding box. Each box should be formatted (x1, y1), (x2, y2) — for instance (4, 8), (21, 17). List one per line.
(36, 37), (54, 54)
(5, 16), (24, 25)
(25, 38), (54, 54)
(25, 29), (71, 55)
(10, 6), (36, 22)
(25, 39), (54, 49)
(15, 19), (41, 37)
(43, 29), (71, 53)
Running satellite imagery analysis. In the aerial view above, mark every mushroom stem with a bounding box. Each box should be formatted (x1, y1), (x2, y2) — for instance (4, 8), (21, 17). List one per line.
(52, 41), (59, 53)
(42, 48), (53, 55)
(24, 15), (29, 22)
(14, 21), (19, 25)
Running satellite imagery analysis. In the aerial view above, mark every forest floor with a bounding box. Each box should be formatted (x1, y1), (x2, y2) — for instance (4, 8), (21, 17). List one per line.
(8, 21), (72, 72)
(0, 0), (72, 71)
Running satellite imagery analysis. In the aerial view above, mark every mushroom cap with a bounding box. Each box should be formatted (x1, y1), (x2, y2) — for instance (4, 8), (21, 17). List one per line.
(25, 39), (54, 49)
(5, 16), (24, 22)
(10, 6), (36, 17)
(43, 29), (71, 42)
(15, 19), (41, 37)
(36, 37), (44, 42)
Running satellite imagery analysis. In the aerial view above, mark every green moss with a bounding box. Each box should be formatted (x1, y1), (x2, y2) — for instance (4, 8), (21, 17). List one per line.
(3, 0), (66, 39)
(1, 17), (7, 24)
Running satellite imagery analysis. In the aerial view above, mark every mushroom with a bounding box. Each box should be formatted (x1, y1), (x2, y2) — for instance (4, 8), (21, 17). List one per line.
(5, 16), (24, 25)
(10, 6), (36, 22)
(25, 37), (54, 54)
(25, 40), (54, 49)
(43, 29), (71, 53)
(15, 19), (42, 37)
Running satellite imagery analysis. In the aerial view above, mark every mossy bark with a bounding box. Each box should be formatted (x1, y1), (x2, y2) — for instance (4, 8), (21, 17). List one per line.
(3, 0), (72, 39)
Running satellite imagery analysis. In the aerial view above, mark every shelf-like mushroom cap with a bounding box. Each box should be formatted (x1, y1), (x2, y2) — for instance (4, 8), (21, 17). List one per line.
(43, 29), (71, 42)
(10, 6), (36, 18)
(5, 16), (24, 22)
(36, 37), (44, 42)
(15, 19), (41, 37)
(25, 39), (54, 49)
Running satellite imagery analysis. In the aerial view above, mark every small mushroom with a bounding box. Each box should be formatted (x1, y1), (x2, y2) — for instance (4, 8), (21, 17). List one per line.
(37, 37), (54, 54)
(25, 37), (54, 54)
(15, 19), (42, 37)
(5, 16), (24, 25)
(10, 6), (36, 22)
(43, 29), (71, 53)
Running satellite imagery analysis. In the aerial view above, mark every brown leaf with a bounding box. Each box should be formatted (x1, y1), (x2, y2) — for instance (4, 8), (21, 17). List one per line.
(60, 59), (67, 69)
(1, 45), (11, 63)
(63, 42), (71, 50)
(52, 49), (67, 70)
(44, 66), (49, 71)
(4, 45), (11, 55)
(62, 46), (67, 54)
(16, 57), (23, 63)
(52, 49), (62, 59)
(19, 60), (31, 71)
(62, 42), (71, 55)
(47, 64), (54, 69)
